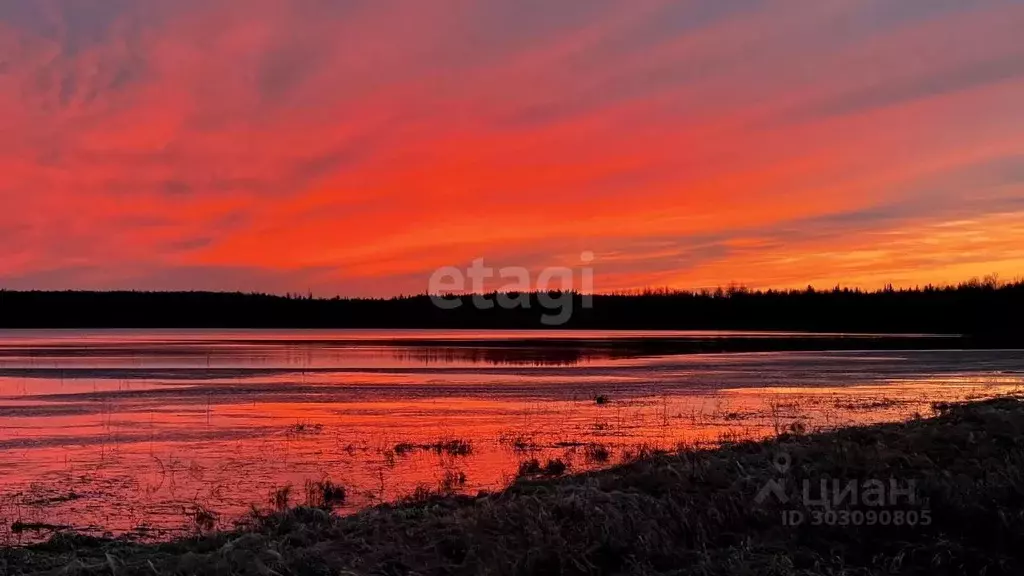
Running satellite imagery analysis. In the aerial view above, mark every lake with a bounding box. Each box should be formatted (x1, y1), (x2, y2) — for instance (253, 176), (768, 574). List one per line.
(1, 329), (1021, 543)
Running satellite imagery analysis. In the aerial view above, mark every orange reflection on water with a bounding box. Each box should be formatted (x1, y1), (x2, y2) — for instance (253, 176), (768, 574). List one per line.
(1, 334), (1022, 543)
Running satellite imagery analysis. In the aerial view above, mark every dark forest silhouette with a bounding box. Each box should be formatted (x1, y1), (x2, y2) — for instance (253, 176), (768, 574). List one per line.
(1, 277), (1021, 341)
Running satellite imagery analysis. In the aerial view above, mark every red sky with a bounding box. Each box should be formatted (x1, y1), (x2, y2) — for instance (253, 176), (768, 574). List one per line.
(1, 0), (1023, 296)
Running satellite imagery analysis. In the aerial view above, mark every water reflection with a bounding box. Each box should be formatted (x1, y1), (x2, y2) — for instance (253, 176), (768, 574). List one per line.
(0, 328), (962, 370)
(0, 330), (1019, 544)
(0, 342), (604, 369)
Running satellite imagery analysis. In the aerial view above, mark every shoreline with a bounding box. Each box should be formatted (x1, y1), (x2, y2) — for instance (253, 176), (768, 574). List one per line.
(4, 395), (1024, 575)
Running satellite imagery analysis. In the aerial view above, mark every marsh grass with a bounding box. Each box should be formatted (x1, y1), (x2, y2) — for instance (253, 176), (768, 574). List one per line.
(182, 505), (218, 536)
(286, 420), (324, 435)
(7, 396), (1024, 575)
(619, 443), (665, 464)
(430, 439), (473, 457)
(834, 397), (907, 411)
(269, 485), (292, 513)
(438, 470), (467, 494)
(517, 458), (569, 479)
(404, 470), (469, 504)
(497, 432), (539, 453)
(390, 438), (474, 458)
(22, 493), (80, 507)
(583, 443), (611, 463)
(541, 458), (568, 476)
(393, 442), (416, 456)
(9, 522), (71, 536)
(516, 458), (542, 477)
(302, 479), (347, 510)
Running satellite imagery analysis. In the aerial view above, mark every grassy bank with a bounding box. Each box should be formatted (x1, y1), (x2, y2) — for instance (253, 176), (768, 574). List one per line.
(4, 397), (1024, 575)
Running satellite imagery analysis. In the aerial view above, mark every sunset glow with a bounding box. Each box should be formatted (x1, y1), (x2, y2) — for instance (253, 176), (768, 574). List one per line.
(2, 0), (1023, 295)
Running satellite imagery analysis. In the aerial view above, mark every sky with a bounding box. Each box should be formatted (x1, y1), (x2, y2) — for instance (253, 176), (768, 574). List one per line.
(1, 0), (1023, 296)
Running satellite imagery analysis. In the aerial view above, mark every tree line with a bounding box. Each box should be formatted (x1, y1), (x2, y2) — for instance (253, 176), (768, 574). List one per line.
(0, 278), (1021, 340)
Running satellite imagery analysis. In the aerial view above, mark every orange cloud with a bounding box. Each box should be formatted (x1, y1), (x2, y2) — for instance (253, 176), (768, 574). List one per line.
(1, 0), (1023, 295)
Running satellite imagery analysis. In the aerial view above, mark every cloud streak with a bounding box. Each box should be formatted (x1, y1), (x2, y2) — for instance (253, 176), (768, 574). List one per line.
(1, 0), (1023, 295)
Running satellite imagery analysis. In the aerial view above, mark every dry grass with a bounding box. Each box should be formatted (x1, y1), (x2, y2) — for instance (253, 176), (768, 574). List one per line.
(5, 396), (1024, 575)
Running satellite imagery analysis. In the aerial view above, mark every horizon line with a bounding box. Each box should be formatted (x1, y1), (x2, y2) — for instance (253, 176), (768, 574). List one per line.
(2, 274), (1020, 301)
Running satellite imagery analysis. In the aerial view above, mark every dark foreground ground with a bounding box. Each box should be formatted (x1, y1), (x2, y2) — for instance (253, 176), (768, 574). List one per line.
(4, 397), (1024, 575)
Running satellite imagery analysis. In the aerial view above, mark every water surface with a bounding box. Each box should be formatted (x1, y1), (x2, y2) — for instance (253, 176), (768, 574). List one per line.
(0, 329), (1019, 542)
